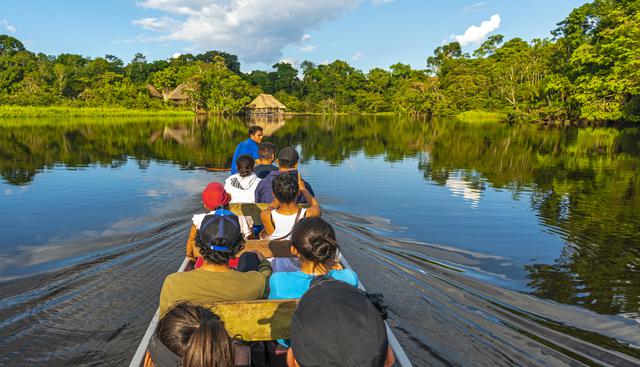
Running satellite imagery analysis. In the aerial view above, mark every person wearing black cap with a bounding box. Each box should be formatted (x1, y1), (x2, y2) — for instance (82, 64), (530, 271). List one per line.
(287, 279), (396, 367)
(254, 147), (315, 204)
(158, 212), (272, 317)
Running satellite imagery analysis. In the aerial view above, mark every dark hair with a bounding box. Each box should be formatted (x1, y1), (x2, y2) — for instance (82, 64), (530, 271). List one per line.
(248, 125), (263, 137)
(258, 142), (276, 160)
(272, 173), (298, 204)
(236, 154), (255, 177)
(156, 303), (234, 367)
(291, 217), (338, 270)
(195, 235), (244, 265)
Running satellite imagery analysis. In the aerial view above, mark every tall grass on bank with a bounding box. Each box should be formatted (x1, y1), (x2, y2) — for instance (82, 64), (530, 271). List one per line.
(456, 110), (507, 123)
(0, 105), (195, 118)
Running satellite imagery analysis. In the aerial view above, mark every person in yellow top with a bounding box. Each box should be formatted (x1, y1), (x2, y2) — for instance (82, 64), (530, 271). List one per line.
(159, 211), (272, 317)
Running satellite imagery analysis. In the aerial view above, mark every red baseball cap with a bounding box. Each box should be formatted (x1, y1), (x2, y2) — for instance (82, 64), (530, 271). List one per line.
(202, 182), (231, 209)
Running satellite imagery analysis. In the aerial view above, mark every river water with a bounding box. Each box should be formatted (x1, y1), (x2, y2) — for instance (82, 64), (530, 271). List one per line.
(0, 116), (639, 366)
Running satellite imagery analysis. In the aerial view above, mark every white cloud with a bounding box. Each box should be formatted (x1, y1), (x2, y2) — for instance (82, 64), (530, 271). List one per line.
(279, 58), (298, 66)
(352, 51), (364, 60)
(454, 14), (500, 46)
(133, 0), (359, 62)
(1, 20), (17, 33)
(172, 52), (182, 58)
(462, 2), (485, 14)
(132, 17), (180, 31)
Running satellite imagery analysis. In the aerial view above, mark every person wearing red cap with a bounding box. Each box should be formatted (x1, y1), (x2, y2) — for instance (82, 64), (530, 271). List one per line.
(186, 182), (251, 265)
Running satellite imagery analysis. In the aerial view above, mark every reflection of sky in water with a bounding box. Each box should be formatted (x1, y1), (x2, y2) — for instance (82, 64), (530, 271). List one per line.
(303, 152), (565, 275)
(0, 160), (221, 277)
(0, 149), (583, 289)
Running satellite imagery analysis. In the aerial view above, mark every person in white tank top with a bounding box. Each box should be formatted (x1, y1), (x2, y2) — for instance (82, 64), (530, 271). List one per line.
(261, 172), (321, 240)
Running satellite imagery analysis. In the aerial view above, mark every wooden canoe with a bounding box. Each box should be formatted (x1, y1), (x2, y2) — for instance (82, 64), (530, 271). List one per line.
(129, 239), (412, 367)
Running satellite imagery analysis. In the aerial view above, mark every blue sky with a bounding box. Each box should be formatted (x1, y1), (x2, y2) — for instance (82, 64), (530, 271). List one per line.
(1, 0), (589, 72)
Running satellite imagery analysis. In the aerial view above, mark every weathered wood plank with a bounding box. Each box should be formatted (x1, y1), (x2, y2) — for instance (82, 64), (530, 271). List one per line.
(228, 203), (309, 225)
(210, 299), (298, 341)
(241, 240), (293, 258)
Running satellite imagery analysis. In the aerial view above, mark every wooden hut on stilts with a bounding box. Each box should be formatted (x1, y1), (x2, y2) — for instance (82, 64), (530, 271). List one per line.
(245, 94), (286, 115)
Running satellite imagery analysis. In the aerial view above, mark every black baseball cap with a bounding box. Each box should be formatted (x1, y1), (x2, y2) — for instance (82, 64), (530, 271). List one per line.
(199, 209), (242, 250)
(290, 279), (389, 367)
(277, 147), (299, 166)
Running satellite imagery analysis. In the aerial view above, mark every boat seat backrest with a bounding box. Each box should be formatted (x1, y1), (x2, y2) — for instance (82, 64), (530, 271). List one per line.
(240, 240), (293, 258)
(228, 203), (309, 225)
(209, 299), (299, 341)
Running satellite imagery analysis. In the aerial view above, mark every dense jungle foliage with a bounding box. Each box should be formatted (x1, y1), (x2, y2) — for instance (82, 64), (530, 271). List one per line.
(0, 0), (637, 123)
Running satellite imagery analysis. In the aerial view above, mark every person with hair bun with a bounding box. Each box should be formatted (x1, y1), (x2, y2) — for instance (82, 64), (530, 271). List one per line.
(159, 212), (272, 317)
(268, 217), (358, 300)
(144, 302), (247, 367)
(224, 154), (261, 203)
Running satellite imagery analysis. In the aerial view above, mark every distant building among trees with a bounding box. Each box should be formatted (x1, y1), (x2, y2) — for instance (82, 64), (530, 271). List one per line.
(245, 93), (286, 114)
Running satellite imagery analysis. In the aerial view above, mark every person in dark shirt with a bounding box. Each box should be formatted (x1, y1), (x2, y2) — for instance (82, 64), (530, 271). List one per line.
(230, 126), (263, 175)
(254, 142), (278, 179)
(254, 147), (315, 203)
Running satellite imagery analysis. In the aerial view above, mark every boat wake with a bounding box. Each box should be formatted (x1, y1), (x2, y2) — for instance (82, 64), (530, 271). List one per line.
(0, 201), (638, 366)
(326, 209), (640, 366)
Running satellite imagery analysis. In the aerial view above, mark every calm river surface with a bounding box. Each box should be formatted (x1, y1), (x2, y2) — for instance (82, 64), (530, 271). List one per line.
(0, 116), (639, 366)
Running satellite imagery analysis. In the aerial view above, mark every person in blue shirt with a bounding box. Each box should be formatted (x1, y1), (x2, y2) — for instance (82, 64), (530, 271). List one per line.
(230, 125), (263, 174)
(269, 217), (358, 300)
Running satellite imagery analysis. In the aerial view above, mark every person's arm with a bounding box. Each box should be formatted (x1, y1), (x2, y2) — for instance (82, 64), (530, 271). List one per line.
(186, 224), (198, 261)
(260, 199), (279, 235)
(255, 180), (265, 203)
(252, 250), (273, 278)
(298, 172), (321, 217)
(158, 278), (172, 317)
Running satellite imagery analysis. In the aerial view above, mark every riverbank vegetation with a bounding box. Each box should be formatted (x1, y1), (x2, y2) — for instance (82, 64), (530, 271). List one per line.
(0, 105), (194, 117)
(0, 0), (637, 124)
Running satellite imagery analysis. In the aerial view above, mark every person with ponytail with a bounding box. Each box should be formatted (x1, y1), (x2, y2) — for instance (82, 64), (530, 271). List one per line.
(268, 217), (358, 300)
(159, 212), (272, 317)
(145, 302), (250, 367)
(224, 154), (261, 203)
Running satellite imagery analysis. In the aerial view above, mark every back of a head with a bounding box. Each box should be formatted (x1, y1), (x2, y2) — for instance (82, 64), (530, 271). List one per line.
(277, 147), (299, 169)
(236, 154), (255, 177)
(290, 280), (389, 367)
(155, 303), (234, 367)
(196, 211), (244, 265)
(291, 217), (338, 269)
(272, 173), (298, 204)
(259, 142), (276, 161)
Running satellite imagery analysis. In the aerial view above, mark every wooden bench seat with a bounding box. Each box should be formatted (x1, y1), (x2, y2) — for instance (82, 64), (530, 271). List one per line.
(241, 240), (293, 258)
(229, 203), (309, 225)
(209, 299), (299, 341)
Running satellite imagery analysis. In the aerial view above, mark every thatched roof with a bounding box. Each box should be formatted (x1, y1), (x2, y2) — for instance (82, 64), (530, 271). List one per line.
(145, 84), (162, 98)
(246, 94), (286, 110)
(166, 83), (190, 101)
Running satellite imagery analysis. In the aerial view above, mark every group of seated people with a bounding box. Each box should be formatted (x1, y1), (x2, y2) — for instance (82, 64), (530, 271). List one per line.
(146, 126), (396, 367)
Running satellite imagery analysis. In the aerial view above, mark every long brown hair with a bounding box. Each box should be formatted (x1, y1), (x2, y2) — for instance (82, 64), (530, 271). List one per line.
(156, 303), (234, 367)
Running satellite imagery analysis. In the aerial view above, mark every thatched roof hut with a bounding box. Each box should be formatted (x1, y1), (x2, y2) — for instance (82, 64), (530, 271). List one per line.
(166, 83), (190, 105)
(145, 84), (162, 98)
(246, 94), (286, 114)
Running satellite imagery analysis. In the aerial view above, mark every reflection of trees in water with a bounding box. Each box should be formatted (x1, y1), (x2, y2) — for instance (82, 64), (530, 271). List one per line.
(1, 115), (640, 315)
(417, 121), (640, 315)
(0, 116), (247, 185)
